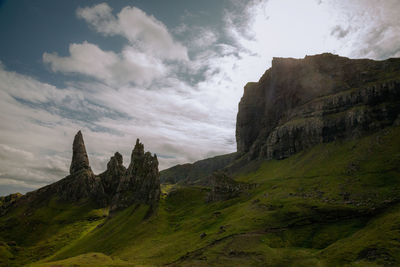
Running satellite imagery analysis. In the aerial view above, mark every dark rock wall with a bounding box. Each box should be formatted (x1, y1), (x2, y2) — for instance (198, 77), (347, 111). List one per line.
(236, 53), (400, 160)
(99, 152), (126, 197)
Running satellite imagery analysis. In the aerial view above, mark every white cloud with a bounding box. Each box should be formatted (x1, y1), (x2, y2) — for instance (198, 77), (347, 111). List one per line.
(75, 3), (118, 35)
(0, 57), (236, 195)
(43, 3), (188, 86)
(43, 41), (167, 86)
(43, 42), (118, 81)
(326, 0), (400, 59)
(226, 0), (400, 64)
(76, 3), (188, 61)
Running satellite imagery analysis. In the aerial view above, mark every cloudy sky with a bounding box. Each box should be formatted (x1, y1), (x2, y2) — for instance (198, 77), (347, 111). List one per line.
(1, 0), (399, 195)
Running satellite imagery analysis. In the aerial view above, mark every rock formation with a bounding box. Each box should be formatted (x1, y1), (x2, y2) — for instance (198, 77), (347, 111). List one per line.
(99, 152), (126, 198)
(70, 131), (91, 174)
(9, 132), (161, 213)
(236, 53), (400, 160)
(42, 131), (106, 205)
(111, 139), (160, 211)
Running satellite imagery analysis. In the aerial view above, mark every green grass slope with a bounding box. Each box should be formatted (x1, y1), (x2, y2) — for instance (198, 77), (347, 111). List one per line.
(0, 197), (108, 266)
(2, 126), (400, 266)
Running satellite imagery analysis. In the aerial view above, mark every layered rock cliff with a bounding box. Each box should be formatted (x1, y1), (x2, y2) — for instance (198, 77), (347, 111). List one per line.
(236, 53), (400, 160)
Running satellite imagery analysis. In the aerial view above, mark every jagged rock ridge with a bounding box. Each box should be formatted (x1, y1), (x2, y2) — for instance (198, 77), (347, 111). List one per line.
(111, 139), (160, 210)
(6, 133), (160, 214)
(236, 53), (400, 160)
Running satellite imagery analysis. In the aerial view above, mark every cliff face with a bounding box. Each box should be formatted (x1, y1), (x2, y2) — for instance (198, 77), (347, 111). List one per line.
(236, 53), (400, 160)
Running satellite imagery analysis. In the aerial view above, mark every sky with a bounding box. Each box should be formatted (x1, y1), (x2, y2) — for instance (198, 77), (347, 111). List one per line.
(1, 0), (400, 196)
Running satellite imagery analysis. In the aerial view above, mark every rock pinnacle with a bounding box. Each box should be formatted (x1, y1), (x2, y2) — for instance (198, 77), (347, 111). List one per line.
(70, 130), (90, 174)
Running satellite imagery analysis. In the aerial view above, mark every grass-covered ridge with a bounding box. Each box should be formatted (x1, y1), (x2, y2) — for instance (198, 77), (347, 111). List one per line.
(1, 126), (400, 266)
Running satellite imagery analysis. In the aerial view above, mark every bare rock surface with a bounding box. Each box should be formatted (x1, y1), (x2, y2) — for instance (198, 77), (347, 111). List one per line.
(111, 139), (160, 211)
(70, 131), (91, 174)
(236, 53), (400, 160)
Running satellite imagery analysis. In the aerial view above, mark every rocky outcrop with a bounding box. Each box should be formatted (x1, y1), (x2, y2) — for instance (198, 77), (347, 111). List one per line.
(53, 169), (106, 205)
(70, 131), (91, 174)
(10, 132), (161, 213)
(34, 131), (106, 205)
(0, 193), (22, 216)
(111, 139), (160, 211)
(99, 152), (126, 198)
(236, 53), (400, 160)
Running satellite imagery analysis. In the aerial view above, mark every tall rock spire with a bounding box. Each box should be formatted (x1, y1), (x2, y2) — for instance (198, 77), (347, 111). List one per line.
(128, 138), (145, 174)
(70, 131), (90, 174)
(111, 138), (161, 211)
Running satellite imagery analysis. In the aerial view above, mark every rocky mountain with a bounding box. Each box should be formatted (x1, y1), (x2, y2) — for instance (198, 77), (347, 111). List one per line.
(1, 131), (160, 215)
(1, 53), (400, 266)
(160, 152), (237, 184)
(161, 54), (400, 184)
(236, 53), (400, 160)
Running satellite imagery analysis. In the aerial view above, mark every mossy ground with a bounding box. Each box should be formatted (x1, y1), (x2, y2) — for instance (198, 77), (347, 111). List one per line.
(1, 126), (400, 266)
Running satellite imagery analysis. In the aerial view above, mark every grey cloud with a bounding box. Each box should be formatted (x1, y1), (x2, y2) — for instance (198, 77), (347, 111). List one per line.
(327, 0), (400, 60)
(331, 25), (350, 39)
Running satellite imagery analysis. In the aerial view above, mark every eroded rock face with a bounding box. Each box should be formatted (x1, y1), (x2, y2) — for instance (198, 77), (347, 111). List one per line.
(111, 139), (160, 211)
(47, 131), (107, 205)
(236, 53), (400, 160)
(70, 131), (91, 174)
(99, 152), (126, 197)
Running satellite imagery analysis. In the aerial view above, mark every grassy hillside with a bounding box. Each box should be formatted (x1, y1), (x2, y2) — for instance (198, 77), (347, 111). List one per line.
(1, 126), (400, 266)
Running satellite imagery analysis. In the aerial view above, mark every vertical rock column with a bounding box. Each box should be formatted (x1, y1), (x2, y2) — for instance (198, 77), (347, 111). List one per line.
(70, 130), (91, 174)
